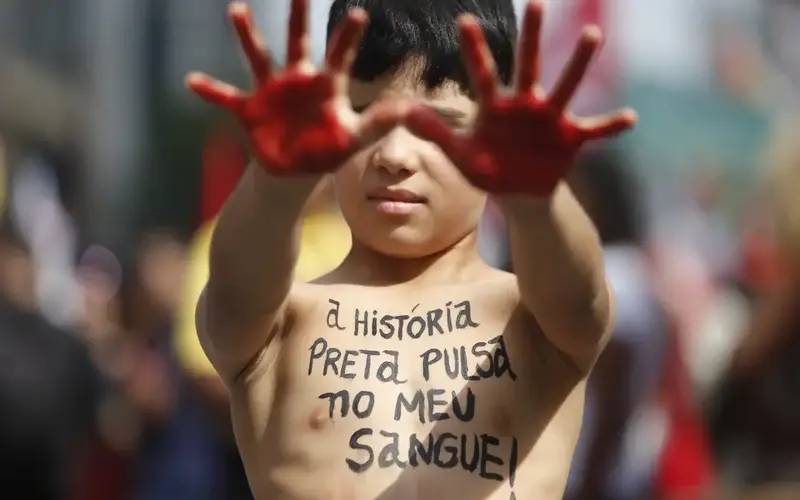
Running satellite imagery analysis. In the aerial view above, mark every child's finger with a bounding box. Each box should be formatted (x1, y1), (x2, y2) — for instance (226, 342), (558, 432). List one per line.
(515, 0), (544, 94)
(458, 15), (499, 103)
(185, 72), (247, 113)
(549, 26), (603, 111)
(405, 105), (463, 158)
(229, 2), (272, 83)
(327, 8), (368, 75)
(287, 0), (309, 66)
(578, 108), (638, 141)
(356, 99), (409, 145)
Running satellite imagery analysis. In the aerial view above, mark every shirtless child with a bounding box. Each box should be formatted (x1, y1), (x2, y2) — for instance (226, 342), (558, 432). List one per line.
(186, 0), (637, 498)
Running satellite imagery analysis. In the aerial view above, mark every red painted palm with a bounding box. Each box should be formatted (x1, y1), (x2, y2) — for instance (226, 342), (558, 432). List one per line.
(407, 0), (638, 197)
(186, 0), (404, 175)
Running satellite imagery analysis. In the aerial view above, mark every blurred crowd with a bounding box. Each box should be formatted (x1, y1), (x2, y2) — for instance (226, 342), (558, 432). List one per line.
(2, 0), (800, 499)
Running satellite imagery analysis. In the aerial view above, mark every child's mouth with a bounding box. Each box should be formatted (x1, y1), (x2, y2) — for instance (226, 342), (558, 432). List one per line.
(366, 187), (427, 215)
(368, 199), (425, 215)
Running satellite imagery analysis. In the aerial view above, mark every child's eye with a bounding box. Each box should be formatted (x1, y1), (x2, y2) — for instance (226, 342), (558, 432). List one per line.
(448, 117), (471, 132)
(352, 103), (370, 114)
(432, 108), (470, 131)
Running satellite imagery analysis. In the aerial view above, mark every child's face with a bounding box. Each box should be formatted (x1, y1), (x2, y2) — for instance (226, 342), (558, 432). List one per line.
(334, 62), (487, 258)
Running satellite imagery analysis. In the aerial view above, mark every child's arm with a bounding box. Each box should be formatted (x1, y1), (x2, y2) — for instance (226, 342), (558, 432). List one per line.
(405, 0), (637, 374)
(196, 168), (315, 383)
(499, 186), (611, 373)
(186, 1), (404, 383)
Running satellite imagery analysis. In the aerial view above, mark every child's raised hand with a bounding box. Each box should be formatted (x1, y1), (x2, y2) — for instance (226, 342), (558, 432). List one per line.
(406, 0), (638, 197)
(186, 0), (404, 176)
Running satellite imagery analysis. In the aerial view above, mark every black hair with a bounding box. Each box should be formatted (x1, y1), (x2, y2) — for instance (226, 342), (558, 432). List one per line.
(327, 0), (518, 93)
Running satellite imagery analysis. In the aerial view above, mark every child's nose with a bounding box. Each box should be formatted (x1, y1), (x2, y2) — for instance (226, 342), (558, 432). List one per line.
(370, 128), (420, 177)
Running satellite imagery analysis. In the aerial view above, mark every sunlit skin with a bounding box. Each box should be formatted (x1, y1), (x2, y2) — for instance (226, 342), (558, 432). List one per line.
(187, 0), (637, 498)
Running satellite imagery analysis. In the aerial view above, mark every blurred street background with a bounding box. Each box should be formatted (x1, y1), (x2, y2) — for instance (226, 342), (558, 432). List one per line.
(1, 1), (799, 499)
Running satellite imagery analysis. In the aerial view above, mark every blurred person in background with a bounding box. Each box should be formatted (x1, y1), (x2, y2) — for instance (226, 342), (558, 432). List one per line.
(0, 213), (101, 500)
(119, 230), (253, 500)
(653, 164), (751, 410)
(712, 117), (800, 499)
(74, 244), (139, 500)
(565, 150), (669, 500)
(7, 144), (83, 329)
(73, 230), (252, 500)
(1, 136), (102, 500)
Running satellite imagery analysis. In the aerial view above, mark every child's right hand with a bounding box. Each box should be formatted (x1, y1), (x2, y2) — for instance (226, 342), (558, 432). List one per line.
(186, 0), (405, 176)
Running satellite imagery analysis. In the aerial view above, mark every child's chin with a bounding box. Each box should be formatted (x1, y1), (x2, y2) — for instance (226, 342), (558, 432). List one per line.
(365, 230), (445, 259)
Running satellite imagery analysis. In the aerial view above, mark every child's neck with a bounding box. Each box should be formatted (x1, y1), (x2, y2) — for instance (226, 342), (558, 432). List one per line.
(337, 230), (489, 287)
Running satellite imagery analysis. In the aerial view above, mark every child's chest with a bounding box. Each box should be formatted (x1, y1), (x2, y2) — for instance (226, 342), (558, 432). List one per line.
(232, 284), (586, 499)
(300, 293), (518, 384)
(269, 287), (550, 462)
(286, 306), (523, 429)
(286, 288), (524, 401)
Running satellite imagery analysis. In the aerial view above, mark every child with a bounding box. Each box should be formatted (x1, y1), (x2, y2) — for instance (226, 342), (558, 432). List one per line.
(186, 0), (637, 498)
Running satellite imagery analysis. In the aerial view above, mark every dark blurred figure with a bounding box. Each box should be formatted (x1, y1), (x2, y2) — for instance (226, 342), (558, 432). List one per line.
(120, 231), (251, 500)
(72, 231), (249, 500)
(712, 119), (800, 499)
(0, 215), (100, 500)
(565, 150), (670, 500)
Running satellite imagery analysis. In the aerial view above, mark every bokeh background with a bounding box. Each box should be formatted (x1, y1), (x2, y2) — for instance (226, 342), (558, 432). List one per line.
(1, 1), (799, 499)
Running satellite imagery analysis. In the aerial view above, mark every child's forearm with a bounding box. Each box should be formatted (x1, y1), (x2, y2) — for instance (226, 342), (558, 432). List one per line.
(207, 164), (321, 326)
(499, 182), (612, 371)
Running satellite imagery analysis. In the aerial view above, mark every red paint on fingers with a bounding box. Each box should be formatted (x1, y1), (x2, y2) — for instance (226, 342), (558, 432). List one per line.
(403, 9), (634, 198)
(229, 2), (271, 82)
(185, 72), (246, 113)
(463, 99), (582, 196)
(186, 0), (378, 178)
(405, 105), (463, 159)
(515, 0), (544, 93)
(327, 8), (369, 74)
(240, 71), (355, 174)
(459, 16), (499, 102)
(287, 0), (309, 66)
(579, 109), (638, 142)
(549, 26), (603, 110)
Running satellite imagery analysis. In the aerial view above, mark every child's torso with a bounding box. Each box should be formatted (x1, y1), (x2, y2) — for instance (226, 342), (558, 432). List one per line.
(229, 273), (587, 500)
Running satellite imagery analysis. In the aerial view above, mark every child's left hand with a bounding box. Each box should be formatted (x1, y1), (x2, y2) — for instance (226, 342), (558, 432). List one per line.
(405, 0), (638, 197)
